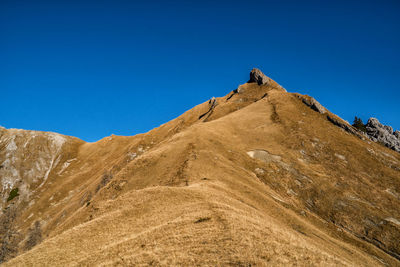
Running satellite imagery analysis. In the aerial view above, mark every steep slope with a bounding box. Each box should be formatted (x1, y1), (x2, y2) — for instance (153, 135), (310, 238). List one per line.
(0, 128), (83, 262)
(1, 69), (399, 266)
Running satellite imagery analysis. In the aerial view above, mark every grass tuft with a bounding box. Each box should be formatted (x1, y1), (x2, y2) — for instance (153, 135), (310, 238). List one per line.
(7, 188), (19, 202)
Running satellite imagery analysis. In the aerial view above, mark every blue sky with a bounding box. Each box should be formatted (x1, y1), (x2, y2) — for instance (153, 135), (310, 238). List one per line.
(1, 0), (399, 142)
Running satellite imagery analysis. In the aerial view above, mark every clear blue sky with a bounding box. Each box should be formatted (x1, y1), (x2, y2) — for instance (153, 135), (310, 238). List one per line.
(1, 0), (399, 142)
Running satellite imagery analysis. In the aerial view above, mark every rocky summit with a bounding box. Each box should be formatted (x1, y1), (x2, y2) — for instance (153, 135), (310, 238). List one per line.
(249, 68), (270, 85)
(1, 69), (399, 266)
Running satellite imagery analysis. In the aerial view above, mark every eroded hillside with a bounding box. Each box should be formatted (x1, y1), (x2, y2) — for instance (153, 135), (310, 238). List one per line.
(1, 69), (399, 266)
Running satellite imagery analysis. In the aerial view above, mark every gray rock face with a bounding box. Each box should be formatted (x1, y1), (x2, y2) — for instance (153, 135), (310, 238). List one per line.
(302, 97), (326, 114)
(366, 118), (400, 152)
(249, 68), (270, 85)
(384, 125), (393, 134)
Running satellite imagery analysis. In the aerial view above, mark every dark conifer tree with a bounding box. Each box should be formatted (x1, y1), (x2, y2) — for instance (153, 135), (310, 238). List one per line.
(352, 116), (367, 132)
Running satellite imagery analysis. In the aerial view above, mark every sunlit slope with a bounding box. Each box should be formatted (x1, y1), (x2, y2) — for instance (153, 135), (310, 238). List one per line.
(2, 78), (400, 265)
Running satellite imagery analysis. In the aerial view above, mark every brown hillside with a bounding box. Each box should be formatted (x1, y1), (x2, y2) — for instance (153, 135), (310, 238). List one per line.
(1, 70), (399, 266)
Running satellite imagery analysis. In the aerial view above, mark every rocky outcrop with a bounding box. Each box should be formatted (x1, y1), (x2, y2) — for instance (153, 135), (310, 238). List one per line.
(327, 115), (359, 136)
(302, 97), (326, 114)
(294, 94), (327, 114)
(199, 97), (218, 120)
(249, 68), (270, 85)
(209, 97), (217, 108)
(366, 118), (400, 152)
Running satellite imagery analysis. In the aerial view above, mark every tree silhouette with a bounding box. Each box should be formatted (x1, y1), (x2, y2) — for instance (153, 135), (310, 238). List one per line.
(352, 116), (367, 132)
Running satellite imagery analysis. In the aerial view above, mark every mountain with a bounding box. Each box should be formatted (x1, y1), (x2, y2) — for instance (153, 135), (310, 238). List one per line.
(1, 69), (399, 266)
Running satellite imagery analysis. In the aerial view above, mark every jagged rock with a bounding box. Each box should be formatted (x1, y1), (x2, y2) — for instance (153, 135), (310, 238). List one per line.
(366, 118), (400, 152)
(384, 125), (393, 134)
(394, 130), (400, 139)
(249, 68), (270, 85)
(302, 97), (326, 114)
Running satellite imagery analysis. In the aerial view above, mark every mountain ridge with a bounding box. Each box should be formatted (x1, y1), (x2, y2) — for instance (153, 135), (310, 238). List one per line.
(1, 69), (399, 266)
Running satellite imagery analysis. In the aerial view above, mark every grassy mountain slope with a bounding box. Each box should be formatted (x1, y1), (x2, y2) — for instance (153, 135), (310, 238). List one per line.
(1, 75), (399, 266)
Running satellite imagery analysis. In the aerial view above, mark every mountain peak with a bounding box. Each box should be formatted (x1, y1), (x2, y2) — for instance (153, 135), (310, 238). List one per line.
(248, 68), (270, 85)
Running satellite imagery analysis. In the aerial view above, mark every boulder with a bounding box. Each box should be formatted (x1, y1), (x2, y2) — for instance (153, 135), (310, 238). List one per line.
(366, 118), (400, 152)
(249, 68), (270, 85)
